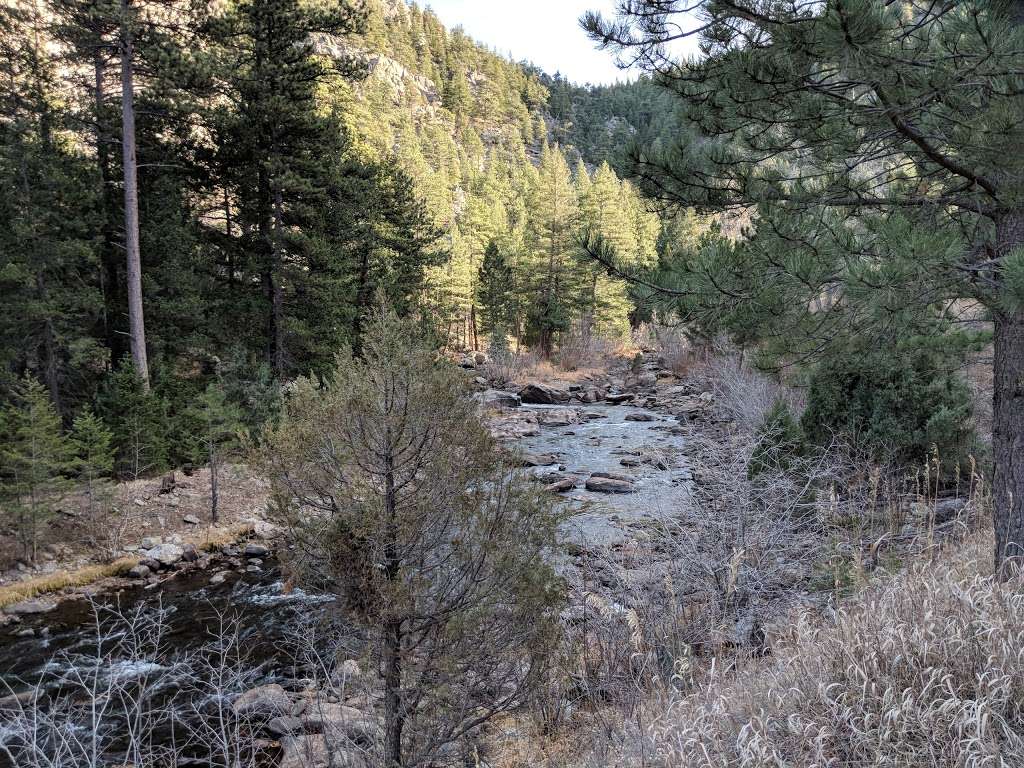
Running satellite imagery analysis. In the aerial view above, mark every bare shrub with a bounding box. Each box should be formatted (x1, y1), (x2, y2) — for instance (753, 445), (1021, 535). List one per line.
(649, 325), (700, 376)
(640, 532), (1024, 767)
(555, 330), (626, 372)
(705, 351), (806, 431)
(0, 602), (271, 768)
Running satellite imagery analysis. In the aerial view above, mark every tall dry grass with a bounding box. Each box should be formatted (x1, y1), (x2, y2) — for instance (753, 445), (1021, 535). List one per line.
(638, 530), (1022, 767)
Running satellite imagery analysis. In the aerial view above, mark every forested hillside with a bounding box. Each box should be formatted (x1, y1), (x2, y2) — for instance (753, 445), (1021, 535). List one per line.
(0, 0), (668, 473)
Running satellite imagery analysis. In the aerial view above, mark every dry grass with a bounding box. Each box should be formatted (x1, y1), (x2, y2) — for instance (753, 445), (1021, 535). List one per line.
(0, 556), (139, 609)
(595, 529), (1023, 767)
(0, 521), (256, 610)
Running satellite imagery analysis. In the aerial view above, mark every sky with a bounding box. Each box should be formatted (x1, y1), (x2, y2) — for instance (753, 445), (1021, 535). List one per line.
(424, 1), (693, 85)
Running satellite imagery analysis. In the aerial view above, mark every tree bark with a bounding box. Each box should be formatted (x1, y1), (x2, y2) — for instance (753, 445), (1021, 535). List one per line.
(993, 209), (1024, 579)
(382, 618), (404, 767)
(120, 0), (149, 388)
(94, 51), (128, 366)
(209, 442), (219, 523)
(381, 446), (404, 767)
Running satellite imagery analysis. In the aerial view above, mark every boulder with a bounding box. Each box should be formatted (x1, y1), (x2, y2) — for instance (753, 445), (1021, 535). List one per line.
(625, 371), (658, 391)
(232, 683), (292, 718)
(181, 544), (199, 562)
(518, 452), (559, 467)
(575, 387), (605, 403)
(619, 457), (641, 468)
(536, 409), (578, 427)
(605, 392), (635, 405)
(4, 598), (58, 615)
(210, 570), (231, 585)
(301, 702), (383, 745)
(279, 734), (367, 768)
(128, 564), (152, 579)
(244, 543), (270, 557)
(585, 475), (634, 494)
(144, 543), (184, 567)
(518, 382), (571, 405)
(182, 514), (200, 525)
(268, 715), (305, 737)
(545, 478), (576, 493)
(624, 412), (655, 422)
(253, 520), (280, 540)
(476, 389), (522, 409)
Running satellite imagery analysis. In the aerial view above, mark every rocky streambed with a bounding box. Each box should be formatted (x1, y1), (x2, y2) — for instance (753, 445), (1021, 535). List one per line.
(0, 361), (714, 766)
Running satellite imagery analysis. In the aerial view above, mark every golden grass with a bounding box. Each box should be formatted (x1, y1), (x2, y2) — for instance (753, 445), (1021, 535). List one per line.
(0, 556), (139, 610)
(0, 521), (258, 610)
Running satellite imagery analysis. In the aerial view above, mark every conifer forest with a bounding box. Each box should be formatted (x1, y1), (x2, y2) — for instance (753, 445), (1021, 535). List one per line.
(1, 1), (1023, 767)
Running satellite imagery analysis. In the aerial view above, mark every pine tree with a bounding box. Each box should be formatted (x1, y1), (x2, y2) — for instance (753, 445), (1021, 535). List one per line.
(0, 1), (103, 415)
(585, 0), (1024, 576)
(261, 310), (562, 768)
(0, 377), (71, 562)
(99, 360), (168, 480)
(525, 143), (578, 356)
(204, 0), (365, 375)
(477, 239), (515, 340)
(70, 407), (115, 547)
(184, 384), (244, 523)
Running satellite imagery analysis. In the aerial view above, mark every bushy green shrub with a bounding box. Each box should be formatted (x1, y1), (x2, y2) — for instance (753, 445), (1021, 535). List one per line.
(748, 397), (805, 478)
(800, 346), (973, 467)
(98, 361), (170, 480)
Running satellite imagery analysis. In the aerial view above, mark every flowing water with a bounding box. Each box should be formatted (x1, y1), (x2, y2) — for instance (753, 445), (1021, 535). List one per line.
(517, 402), (692, 549)
(0, 398), (690, 754)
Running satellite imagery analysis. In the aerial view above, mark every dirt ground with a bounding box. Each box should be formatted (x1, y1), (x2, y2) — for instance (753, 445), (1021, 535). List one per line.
(0, 464), (270, 585)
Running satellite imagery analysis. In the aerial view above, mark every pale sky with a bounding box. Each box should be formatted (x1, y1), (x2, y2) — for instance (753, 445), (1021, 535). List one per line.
(424, 1), (694, 85)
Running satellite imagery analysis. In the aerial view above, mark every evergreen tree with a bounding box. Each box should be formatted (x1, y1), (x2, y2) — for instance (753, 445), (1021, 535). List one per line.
(585, 0), (1024, 575)
(0, 1), (103, 415)
(184, 383), (244, 523)
(204, 0), (365, 376)
(477, 239), (515, 339)
(70, 407), (115, 547)
(0, 377), (71, 562)
(525, 143), (578, 356)
(99, 360), (168, 480)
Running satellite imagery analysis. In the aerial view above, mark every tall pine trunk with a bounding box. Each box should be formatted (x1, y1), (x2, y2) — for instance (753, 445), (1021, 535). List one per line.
(381, 444), (404, 767)
(120, 0), (148, 388)
(993, 209), (1024, 578)
(94, 52), (128, 367)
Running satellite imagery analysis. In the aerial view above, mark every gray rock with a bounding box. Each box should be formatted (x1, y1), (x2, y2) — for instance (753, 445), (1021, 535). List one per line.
(575, 387), (606, 403)
(144, 543), (184, 567)
(605, 392), (635, 404)
(624, 412), (655, 422)
(519, 452), (558, 467)
(128, 564), (152, 579)
(182, 544), (199, 562)
(233, 683), (292, 717)
(5, 598), (57, 615)
(268, 715), (305, 737)
(585, 476), (634, 494)
(591, 471), (633, 482)
(302, 703), (383, 746)
(279, 734), (367, 768)
(141, 536), (160, 549)
(182, 514), (200, 525)
(209, 570), (231, 585)
(518, 382), (571, 405)
(476, 389), (521, 409)
(545, 478), (576, 493)
(244, 543), (270, 557)
(254, 520), (280, 540)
